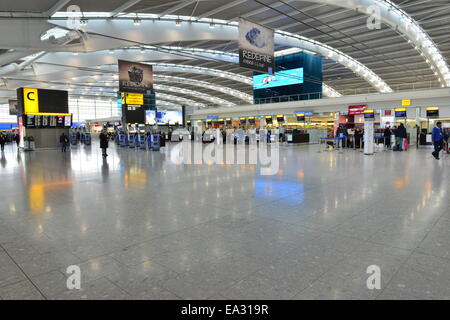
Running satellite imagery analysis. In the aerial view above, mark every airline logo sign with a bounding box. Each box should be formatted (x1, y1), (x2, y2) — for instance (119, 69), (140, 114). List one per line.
(23, 88), (39, 114)
(348, 105), (367, 115)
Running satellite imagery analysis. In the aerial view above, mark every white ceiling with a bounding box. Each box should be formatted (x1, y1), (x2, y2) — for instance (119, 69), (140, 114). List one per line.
(0, 0), (449, 107)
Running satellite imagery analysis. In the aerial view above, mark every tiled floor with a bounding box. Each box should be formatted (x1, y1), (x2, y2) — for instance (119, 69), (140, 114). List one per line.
(0, 141), (449, 300)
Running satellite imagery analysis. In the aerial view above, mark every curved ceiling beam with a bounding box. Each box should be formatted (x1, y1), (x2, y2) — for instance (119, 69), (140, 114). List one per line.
(48, 15), (392, 92)
(69, 72), (253, 103)
(32, 49), (195, 74)
(150, 63), (339, 98)
(322, 83), (342, 98)
(301, 0), (450, 87)
(154, 84), (235, 106)
(156, 92), (206, 108)
(154, 75), (253, 103)
(150, 63), (252, 85)
(29, 47), (337, 100)
(64, 79), (234, 106)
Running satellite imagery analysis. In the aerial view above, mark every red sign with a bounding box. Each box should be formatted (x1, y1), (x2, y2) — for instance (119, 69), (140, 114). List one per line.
(384, 110), (392, 116)
(348, 105), (367, 115)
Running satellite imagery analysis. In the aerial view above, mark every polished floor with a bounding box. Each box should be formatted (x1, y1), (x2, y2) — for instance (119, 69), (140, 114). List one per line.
(0, 141), (449, 300)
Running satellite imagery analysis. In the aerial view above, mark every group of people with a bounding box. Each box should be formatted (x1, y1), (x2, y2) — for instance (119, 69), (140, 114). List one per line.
(59, 130), (109, 157)
(383, 123), (407, 151)
(334, 126), (364, 148)
(0, 132), (20, 152)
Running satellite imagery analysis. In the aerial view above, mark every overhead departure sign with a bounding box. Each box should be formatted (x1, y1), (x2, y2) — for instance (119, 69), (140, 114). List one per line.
(426, 107), (439, 118)
(121, 92), (144, 105)
(364, 109), (375, 120)
(394, 108), (407, 118)
(18, 88), (68, 115)
(296, 113), (305, 121)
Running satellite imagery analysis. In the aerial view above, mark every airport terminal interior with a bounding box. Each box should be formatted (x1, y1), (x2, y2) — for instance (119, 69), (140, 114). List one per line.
(0, 0), (449, 301)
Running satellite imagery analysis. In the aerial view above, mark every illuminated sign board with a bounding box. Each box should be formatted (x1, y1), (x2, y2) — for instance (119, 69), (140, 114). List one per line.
(394, 108), (407, 118)
(363, 109), (375, 120)
(402, 99), (411, 106)
(426, 107), (439, 118)
(348, 105), (367, 115)
(296, 113), (305, 121)
(121, 92), (144, 105)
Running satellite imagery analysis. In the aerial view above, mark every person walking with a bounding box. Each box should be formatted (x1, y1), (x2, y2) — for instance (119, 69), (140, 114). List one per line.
(99, 129), (109, 157)
(14, 133), (20, 148)
(431, 121), (444, 160)
(0, 133), (6, 152)
(60, 133), (69, 152)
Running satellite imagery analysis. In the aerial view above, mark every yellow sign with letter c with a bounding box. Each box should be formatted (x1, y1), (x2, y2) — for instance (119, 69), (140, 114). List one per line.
(23, 88), (39, 114)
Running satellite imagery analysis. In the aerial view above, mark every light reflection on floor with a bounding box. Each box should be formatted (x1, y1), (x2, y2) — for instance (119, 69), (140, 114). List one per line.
(0, 142), (449, 300)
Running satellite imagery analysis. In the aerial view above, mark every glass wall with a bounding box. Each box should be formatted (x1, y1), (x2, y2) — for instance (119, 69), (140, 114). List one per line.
(0, 104), (17, 123)
(69, 98), (121, 122)
(0, 97), (121, 124)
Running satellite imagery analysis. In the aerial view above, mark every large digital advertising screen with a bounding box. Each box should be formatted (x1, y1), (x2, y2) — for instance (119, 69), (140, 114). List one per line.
(156, 110), (183, 125)
(253, 68), (304, 90)
(145, 110), (156, 125)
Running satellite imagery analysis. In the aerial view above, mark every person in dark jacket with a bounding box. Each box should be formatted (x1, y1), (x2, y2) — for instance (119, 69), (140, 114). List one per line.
(383, 126), (392, 149)
(14, 134), (20, 147)
(394, 123), (407, 151)
(0, 133), (6, 152)
(99, 129), (109, 157)
(60, 133), (69, 152)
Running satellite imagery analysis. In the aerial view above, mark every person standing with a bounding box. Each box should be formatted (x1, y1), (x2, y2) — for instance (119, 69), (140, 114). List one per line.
(99, 129), (109, 157)
(60, 133), (68, 152)
(431, 121), (444, 160)
(0, 133), (6, 152)
(384, 126), (392, 149)
(394, 123), (407, 151)
(444, 129), (450, 154)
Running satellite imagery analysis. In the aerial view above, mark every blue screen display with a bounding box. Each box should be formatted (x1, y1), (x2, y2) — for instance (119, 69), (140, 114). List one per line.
(253, 68), (304, 90)
(156, 110), (183, 125)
